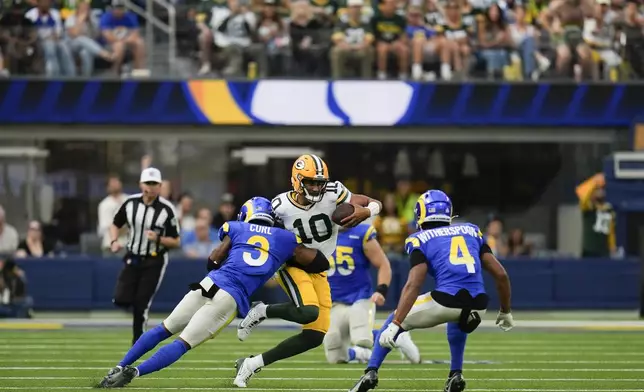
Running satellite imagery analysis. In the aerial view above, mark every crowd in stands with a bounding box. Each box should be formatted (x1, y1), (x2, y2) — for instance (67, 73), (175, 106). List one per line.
(1, 0), (643, 79)
(0, 0), (147, 77)
(372, 178), (538, 258)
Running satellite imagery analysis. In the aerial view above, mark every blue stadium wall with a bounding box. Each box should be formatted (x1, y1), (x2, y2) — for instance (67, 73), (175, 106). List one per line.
(20, 257), (641, 312)
(0, 79), (643, 126)
(3, 79), (644, 313)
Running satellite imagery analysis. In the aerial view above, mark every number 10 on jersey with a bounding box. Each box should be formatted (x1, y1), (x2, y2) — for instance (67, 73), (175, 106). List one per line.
(449, 236), (476, 273)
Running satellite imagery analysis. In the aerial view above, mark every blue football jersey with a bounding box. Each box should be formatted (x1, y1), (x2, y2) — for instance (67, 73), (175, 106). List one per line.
(404, 223), (486, 296)
(208, 221), (301, 317)
(328, 224), (378, 305)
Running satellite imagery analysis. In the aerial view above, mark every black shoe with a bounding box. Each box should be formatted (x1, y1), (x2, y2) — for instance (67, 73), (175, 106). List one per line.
(349, 369), (378, 392)
(107, 365), (137, 388)
(444, 372), (466, 392)
(98, 366), (122, 388)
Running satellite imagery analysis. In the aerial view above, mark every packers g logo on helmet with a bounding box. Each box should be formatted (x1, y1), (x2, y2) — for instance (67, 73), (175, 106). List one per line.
(291, 154), (329, 203)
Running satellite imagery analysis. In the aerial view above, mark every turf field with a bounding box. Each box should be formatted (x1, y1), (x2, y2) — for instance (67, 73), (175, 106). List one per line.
(0, 324), (643, 392)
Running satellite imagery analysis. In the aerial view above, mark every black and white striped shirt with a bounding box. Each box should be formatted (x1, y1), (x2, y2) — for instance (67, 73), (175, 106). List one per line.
(113, 194), (180, 257)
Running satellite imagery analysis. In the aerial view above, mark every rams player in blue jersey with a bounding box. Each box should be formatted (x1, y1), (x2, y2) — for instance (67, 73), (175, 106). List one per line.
(325, 223), (421, 365)
(349, 190), (514, 392)
(98, 197), (330, 388)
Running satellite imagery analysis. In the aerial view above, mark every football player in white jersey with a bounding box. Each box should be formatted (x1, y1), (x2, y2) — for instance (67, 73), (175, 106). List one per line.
(234, 154), (383, 388)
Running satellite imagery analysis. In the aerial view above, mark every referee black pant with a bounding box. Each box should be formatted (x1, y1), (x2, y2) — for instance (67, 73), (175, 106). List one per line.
(113, 254), (168, 345)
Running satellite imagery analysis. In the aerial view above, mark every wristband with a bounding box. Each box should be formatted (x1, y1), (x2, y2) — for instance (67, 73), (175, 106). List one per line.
(375, 284), (389, 298)
(367, 201), (381, 217)
(392, 319), (402, 327)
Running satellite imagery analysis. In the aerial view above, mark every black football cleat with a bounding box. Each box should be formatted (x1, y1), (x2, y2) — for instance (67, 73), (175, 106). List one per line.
(105, 365), (137, 388)
(443, 372), (466, 392)
(98, 366), (122, 388)
(348, 369), (379, 392)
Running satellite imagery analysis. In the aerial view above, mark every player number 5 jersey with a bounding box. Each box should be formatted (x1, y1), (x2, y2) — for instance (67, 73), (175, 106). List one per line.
(272, 181), (352, 258)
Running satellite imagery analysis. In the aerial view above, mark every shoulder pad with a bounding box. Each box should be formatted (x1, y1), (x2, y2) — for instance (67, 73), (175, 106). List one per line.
(404, 234), (422, 255)
(326, 181), (350, 204)
(271, 194), (288, 215)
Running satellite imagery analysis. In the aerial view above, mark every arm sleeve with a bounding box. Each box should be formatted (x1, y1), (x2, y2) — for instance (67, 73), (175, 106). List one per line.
(333, 181), (352, 205)
(404, 235), (421, 255)
(363, 225), (377, 246)
(479, 243), (493, 257)
(164, 207), (180, 238)
(127, 13), (139, 28)
(409, 249), (428, 268)
(112, 200), (128, 228)
(99, 13), (110, 30)
(218, 222), (232, 242)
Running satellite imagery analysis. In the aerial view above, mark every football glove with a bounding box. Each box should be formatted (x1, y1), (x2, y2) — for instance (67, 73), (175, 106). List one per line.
(496, 311), (515, 332)
(379, 322), (401, 349)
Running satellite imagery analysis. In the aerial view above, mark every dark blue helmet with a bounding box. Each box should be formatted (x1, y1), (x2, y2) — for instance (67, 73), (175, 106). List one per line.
(414, 189), (453, 228)
(237, 197), (275, 226)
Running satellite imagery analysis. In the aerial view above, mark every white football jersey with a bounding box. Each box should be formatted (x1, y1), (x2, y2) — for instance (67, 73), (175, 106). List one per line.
(272, 181), (352, 258)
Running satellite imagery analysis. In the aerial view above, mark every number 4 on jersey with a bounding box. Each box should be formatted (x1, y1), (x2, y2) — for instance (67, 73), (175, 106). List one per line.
(449, 235), (475, 273)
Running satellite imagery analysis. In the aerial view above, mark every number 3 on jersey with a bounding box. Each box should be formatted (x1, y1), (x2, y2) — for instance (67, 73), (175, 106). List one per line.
(449, 236), (475, 273)
(293, 214), (333, 244)
(243, 235), (270, 266)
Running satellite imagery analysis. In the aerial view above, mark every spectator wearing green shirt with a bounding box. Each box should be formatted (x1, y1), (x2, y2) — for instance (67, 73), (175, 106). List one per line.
(330, 0), (374, 78)
(371, 0), (407, 79)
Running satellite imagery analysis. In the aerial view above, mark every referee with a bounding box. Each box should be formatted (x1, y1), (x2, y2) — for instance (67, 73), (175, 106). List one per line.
(109, 168), (181, 345)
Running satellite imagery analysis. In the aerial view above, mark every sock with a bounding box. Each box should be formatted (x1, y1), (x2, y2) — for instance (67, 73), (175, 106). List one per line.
(412, 63), (423, 79)
(119, 324), (172, 367)
(247, 354), (265, 371)
(447, 322), (467, 375)
(265, 303), (318, 324)
(372, 329), (378, 342)
(350, 346), (373, 363)
(262, 330), (325, 366)
(136, 340), (189, 377)
(366, 312), (398, 371)
(441, 63), (452, 80)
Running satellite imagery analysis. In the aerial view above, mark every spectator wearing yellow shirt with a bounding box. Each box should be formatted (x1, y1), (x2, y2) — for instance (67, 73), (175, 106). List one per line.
(373, 193), (407, 256)
(394, 178), (418, 229)
(485, 215), (508, 258)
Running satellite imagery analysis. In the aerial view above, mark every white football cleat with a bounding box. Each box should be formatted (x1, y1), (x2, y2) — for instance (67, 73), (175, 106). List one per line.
(396, 332), (421, 364)
(233, 357), (261, 388)
(237, 302), (266, 341)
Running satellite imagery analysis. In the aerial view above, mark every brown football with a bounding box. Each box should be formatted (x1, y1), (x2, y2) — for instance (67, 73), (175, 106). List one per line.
(332, 203), (355, 225)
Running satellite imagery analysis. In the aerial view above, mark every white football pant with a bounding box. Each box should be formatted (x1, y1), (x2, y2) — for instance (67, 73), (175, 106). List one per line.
(400, 292), (487, 331)
(324, 299), (375, 363)
(162, 277), (237, 348)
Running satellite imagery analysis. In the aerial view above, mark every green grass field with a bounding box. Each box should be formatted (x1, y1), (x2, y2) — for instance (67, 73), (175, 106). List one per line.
(0, 325), (643, 392)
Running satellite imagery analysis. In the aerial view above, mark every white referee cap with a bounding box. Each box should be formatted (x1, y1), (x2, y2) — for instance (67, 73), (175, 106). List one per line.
(140, 167), (162, 183)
